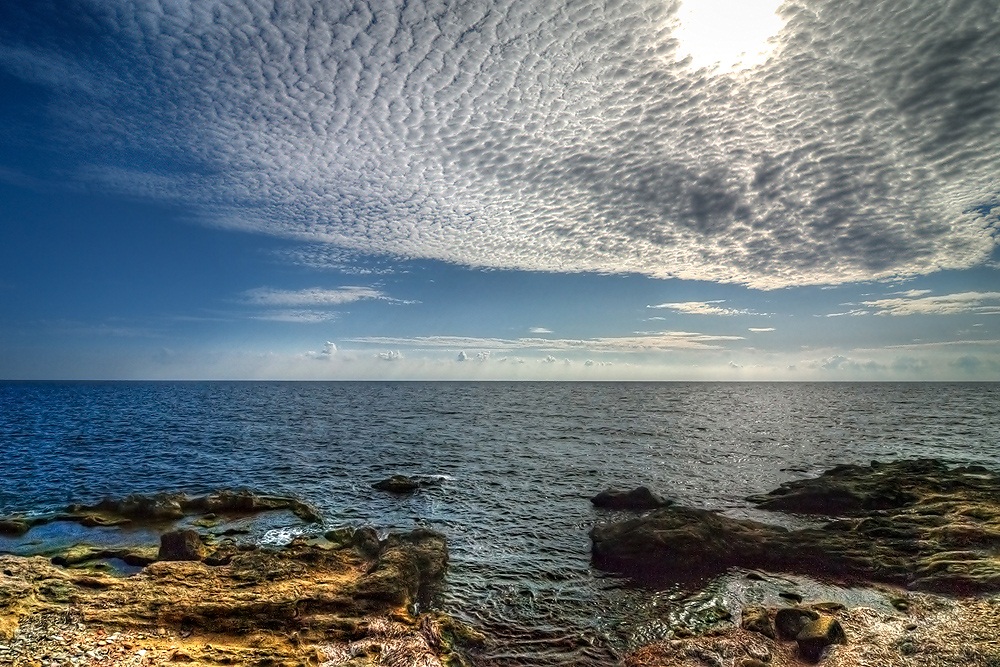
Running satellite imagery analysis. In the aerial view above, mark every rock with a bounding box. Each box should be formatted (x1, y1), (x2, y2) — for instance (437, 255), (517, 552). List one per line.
(372, 476), (420, 493)
(739, 660), (769, 667)
(796, 616), (846, 662)
(158, 530), (205, 562)
(353, 528), (448, 607)
(740, 606), (775, 639)
(0, 527), (465, 666)
(2, 490), (322, 534)
(778, 590), (803, 603)
(774, 607), (819, 640)
(591, 459), (1000, 595)
(590, 507), (786, 581)
(591, 487), (673, 510)
(747, 459), (957, 516)
(325, 527), (381, 558)
(0, 520), (29, 536)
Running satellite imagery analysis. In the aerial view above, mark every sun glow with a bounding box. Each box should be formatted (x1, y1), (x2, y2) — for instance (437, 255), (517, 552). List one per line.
(673, 0), (786, 74)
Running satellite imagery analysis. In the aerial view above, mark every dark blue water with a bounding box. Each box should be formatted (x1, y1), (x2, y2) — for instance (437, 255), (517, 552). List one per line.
(1, 382), (998, 664)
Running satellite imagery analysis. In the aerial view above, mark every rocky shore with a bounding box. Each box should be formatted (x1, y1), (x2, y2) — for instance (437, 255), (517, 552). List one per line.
(0, 491), (479, 667)
(592, 459), (1000, 665)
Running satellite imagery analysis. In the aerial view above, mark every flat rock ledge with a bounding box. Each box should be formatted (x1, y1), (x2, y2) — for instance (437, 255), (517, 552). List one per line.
(0, 527), (481, 667)
(0, 489), (322, 535)
(591, 459), (1000, 595)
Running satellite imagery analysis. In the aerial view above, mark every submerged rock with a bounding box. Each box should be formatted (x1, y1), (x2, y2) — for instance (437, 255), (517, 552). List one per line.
(592, 459), (1000, 595)
(591, 486), (673, 510)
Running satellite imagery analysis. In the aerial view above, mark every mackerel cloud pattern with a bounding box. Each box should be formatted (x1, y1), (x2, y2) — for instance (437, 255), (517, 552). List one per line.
(1, 0), (998, 288)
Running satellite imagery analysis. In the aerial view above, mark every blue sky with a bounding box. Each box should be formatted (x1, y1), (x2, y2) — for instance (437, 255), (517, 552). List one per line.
(1, 0), (998, 380)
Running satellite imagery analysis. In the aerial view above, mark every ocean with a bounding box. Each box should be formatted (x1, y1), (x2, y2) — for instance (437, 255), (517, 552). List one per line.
(1, 381), (998, 664)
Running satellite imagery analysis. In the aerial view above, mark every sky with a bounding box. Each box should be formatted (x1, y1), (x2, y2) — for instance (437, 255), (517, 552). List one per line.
(0, 0), (998, 381)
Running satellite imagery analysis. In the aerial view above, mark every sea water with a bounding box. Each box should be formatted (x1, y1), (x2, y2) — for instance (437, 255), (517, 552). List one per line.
(1, 381), (998, 664)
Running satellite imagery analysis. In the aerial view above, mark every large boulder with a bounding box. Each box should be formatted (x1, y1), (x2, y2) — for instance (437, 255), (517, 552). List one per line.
(774, 607), (819, 640)
(590, 507), (787, 581)
(158, 529), (205, 561)
(796, 615), (847, 662)
(591, 487), (673, 510)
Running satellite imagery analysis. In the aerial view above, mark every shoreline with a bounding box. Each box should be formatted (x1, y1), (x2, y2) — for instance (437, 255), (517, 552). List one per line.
(3, 459), (1000, 665)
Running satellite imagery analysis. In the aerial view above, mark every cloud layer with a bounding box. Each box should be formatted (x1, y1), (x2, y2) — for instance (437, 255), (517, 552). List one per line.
(2, 0), (998, 287)
(345, 331), (744, 352)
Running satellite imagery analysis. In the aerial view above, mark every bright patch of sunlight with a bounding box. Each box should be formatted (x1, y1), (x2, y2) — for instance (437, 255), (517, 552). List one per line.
(673, 0), (786, 74)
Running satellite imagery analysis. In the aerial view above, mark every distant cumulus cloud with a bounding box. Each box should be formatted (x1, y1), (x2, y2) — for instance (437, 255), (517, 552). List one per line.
(862, 291), (1000, 316)
(2, 0), (999, 287)
(376, 350), (403, 361)
(749, 327), (775, 332)
(307, 341), (338, 359)
(819, 355), (885, 372)
(529, 327), (553, 334)
(456, 351), (468, 362)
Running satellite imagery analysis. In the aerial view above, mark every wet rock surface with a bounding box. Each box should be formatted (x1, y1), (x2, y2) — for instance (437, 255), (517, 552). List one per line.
(0, 489), (323, 534)
(592, 459), (1000, 595)
(371, 475), (444, 494)
(591, 486), (673, 510)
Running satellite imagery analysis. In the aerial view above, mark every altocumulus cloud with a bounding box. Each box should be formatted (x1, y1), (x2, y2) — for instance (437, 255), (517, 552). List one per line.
(2, 0), (999, 287)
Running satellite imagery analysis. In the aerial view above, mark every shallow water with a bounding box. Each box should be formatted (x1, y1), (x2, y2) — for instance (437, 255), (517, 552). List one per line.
(1, 381), (998, 664)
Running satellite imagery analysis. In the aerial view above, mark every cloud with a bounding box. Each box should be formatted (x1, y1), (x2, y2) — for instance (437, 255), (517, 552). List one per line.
(862, 291), (1000, 316)
(5, 0), (999, 288)
(749, 327), (775, 332)
(456, 351), (468, 362)
(884, 339), (1000, 350)
(243, 286), (392, 307)
(529, 327), (553, 334)
(819, 355), (885, 372)
(647, 300), (761, 315)
(307, 341), (338, 360)
(345, 330), (744, 352)
(252, 310), (338, 323)
(823, 309), (870, 317)
(376, 350), (403, 361)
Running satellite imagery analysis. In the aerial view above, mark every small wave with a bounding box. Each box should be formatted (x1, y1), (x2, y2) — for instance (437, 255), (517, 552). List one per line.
(259, 525), (307, 546)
